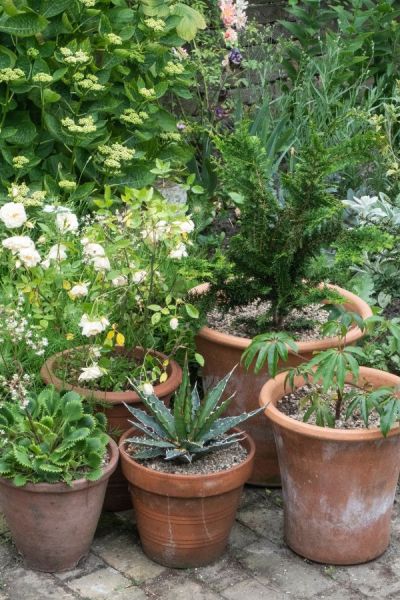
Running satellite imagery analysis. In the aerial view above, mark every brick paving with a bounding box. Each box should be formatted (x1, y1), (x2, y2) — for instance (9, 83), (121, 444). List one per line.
(0, 485), (399, 599)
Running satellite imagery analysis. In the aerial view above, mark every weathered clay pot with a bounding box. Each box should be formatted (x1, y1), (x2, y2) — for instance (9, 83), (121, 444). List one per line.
(259, 367), (400, 565)
(0, 439), (118, 572)
(119, 427), (255, 568)
(40, 348), (182, 511)
(193, 283), (372, 486)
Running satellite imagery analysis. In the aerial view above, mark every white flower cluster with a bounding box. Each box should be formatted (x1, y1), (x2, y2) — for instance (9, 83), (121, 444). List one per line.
(12, 156), (29, 170)
(0, 68), (25, 83)
(0, 304), (48, 356)
(58, 179), (77, 191)
(119, 109), (149, 126)
(69, 282), (89, 299)
(73, 72), (105, 92)
(144, 18), (165, 31)
(60, 47), (91, 65)
(61, 115), (97, 134)
(32, 72), (53, 84)
(164, 61), (185, 76)
(55, 209), (79, 233)
(160, 132), (181, 142)
(97, 143), (135, 174)
(139, 87), (156, 99)
(0, 373), (32, 406)
(79, 314), (109, 337)
(81, 239), (111, 271)
(8, 182), (46, 206)
(2, 235), (41, 267)
(79, 0), (96, 6)
(105, 33), (122, 45)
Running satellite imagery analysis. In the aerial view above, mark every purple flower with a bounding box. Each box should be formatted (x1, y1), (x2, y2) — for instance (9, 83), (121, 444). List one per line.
(228, 48), (243, 66)
(215, 106), (225, 119)
(176, 121), (186, 131)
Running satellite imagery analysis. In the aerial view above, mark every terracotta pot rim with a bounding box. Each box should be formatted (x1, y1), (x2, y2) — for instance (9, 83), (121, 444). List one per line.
(40, 346), (182, 405)
(0, 437), (119, 493)
(259, 366), (400, 442)
(192, 282), (372, 352)
(119, 426), (255, 484)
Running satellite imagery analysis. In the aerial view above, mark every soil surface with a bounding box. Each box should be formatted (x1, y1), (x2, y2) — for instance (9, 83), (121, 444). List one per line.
(278, 383), (381, 429)
(126, 440), (247, 475)
(207, 301), (330, 340)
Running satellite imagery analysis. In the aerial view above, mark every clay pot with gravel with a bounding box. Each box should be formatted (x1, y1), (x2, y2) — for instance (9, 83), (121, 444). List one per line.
(40, 347), (182, 511)
(119, 364), (258, 568)
(259, 365), (400, 565)
(192, 282), (372, 486)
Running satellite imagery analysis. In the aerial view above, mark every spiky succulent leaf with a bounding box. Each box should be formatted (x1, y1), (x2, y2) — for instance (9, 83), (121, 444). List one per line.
(191, 368), (236, 438)
(173, 357), (191, 439)
(125, 436), (175, 449)
(199, 407), (264, 442)
(137, 391), (177, 439)
(125, 404), (168, 439)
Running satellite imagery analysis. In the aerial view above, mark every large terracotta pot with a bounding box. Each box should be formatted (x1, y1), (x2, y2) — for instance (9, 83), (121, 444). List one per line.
(40, 348), (182, 511)
(0, 438), (118, 572)
(259, 367), (400, 565)
(119, 427), (255, 568)
(193, 283), (372, 486)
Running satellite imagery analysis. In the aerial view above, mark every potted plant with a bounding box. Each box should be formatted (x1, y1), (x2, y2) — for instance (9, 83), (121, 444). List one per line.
(119, 361), (262, 568)
(192, 129), (374, 485)
(252, 314), (400, 564)
(0, 386), (118, 572)
(0, 185), (202, 509)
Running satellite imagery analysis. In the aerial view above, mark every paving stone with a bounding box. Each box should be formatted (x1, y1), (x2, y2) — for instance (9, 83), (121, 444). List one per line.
(54, 553), (105, 581)
(221, 578), (287, 600)
(2, 567), (75, 600)
(145, 576), (223, 600)
(227, 521), (258, 551)
(92, 532), (165, 583)
(67, 566), (145, 599)
(194, 555), (249, 592)
(339, 562), (400, 598)
(313, 588), (366, 600)
(237, 505), (284, 545)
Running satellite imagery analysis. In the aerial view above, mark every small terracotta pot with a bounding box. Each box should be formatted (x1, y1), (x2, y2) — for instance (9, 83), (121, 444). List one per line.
(259, 367), (400, 565)
(119, 428), (255, 568)
(193, 283), (372, 486)
(0, 438), (118, 572)
(40, 347), (182, 511)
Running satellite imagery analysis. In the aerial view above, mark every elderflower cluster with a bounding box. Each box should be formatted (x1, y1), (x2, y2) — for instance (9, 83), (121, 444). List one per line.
(144, 18), (165, 32)
(119, 109), (149, 126)
(8, 183), (47, 207)
(60, 47), (91, 65)
(32, 72), (53, 84)
(105, 33), (122, 45)
(79, 0), (96, 6)
(58, 179), (77, 191)
(73, 72), (105, 91)
(27, 48), (39, 59)
(61, 115), (97, 134)
(97, 143), (135, 174)
(0, 68), (25, 83)
(164, 61), (185, 76)
(139, 87), (156, 99)
(160, 132), (181, 142)
(12, 156), (29, 170)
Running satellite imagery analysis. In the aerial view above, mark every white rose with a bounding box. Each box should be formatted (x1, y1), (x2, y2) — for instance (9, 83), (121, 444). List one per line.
(132, 270), (147, 284)
(0, 202), (27, 229)
(169, 242), (188, 259)
(83, 242), (106, 257)
(18, 246), (41, 268)
(141, 383), (154, 396)
(69, 283), (89, 299)
(92, 255), (111, 272)
(47, 244), (67, 261)
(175, 219), (194, 233)
(112, 275), (127, 287)
(2, 236), (34, 253)
(43, 204), (56, 213)
(56, 210), (79, 233)
(79, 314), (110, 337)
(169, 317), (179, 330)
(78, 364), (104, 382)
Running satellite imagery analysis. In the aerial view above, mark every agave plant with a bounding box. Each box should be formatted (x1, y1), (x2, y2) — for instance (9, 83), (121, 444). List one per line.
(125, 363), (264, 462)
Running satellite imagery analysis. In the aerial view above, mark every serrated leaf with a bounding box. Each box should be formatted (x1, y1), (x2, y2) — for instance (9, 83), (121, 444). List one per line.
(0, 14), (49, 37)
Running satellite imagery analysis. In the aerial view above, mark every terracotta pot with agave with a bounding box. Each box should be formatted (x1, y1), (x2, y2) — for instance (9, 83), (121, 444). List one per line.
(119, 360), (261, 568)
(192, 128), (375, 485)
(255, 315), (400, 564)
(0, 387), (118, 573)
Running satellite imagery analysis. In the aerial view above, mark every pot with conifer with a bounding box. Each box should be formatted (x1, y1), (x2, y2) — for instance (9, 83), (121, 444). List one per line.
(193, 130), (373, 485)
(0, 387), (118, 573)
(119, 361), (260, 568)
(255, 315), (400, 564)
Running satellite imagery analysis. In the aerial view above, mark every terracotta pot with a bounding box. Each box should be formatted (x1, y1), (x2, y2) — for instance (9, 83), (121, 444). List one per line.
(119, 427), (255, 568)
(259, 367), (400, 565)
(193, 283), (372, 486)
(40, 348), (182, 511)
(0, 438), (118, 572)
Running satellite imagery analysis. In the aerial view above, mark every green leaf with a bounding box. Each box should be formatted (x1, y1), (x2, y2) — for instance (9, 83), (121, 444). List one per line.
(13, 446), (32, 469)
(0, 14), (49, 37)
(185, 304), (199, 319)
(63, 428), (90, 444)
(171, 3), (206, 41)
(195, 353), (204, 367)
(13, 474), (27, 486)
(41, 0), (73, 18)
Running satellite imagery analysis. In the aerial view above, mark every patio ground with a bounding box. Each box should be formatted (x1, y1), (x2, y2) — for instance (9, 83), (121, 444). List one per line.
(0, 485), (399, 600)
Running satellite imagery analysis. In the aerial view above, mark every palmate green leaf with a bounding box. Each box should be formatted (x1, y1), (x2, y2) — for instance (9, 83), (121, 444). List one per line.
(171, 3), (206, 41)
(242, 333), (298, 376)
(380, 398), (400, 437)
(0, 13), (49, 37)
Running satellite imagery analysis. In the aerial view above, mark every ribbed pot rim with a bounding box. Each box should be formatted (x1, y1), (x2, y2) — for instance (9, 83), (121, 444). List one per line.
(119, 427), (255, 485)
(0, 437), (119, 493)
(192, 282), (372, 352)
(259, 366), (400, 442)
(40, 346), (182, 404)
